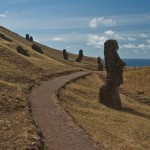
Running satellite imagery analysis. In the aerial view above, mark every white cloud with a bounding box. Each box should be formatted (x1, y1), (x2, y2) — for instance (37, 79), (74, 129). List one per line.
(89, 17), (116, 29)
(128, 37), (136, 41)
(147, 39), (150, 43)
(121, 43), (137, 49)
(133, 49), (138, 53)
(52, 37), (67, 41)
(89, 18), (97, 29)
(145, 14), (150, 19)
(140, 33), (148, 38)
(66, 46), (70, 49)
(138, 44), (150, 49)
(0, 10), (8, 18)
(121, 43), (150, 49)
(143, 50), (148, 53)
(137, 44), (146, 49)
(104, 30), (115, 35)
(5, 11), (8, 14)
(104, 30), (124, 40)
(0, 14), (6, 18)
(86, 31), (125, 49)
(115, 34), (125, 40)
(86, 34), (107, 48)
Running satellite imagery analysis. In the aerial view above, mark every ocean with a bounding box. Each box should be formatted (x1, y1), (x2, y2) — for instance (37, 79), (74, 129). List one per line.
(123, 59), (150, 67)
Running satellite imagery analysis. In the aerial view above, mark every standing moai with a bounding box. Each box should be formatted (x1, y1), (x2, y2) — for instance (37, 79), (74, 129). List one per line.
(76, 49), (83, 62)
(30, 36), (33, 41)
(99, 39), (126, 110)
(98, 57), (103, 71)
(26, 34), (29, 40)
(63, 49), (69, 60)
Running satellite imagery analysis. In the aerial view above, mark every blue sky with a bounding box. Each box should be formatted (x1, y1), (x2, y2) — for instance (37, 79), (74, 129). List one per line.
(1, 0), (150, 58)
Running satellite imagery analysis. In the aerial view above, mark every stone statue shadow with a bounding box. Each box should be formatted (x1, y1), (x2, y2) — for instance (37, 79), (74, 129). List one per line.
(122, 106), (150, 120)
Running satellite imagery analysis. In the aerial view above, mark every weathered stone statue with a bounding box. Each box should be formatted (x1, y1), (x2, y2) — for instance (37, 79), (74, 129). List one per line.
(99, 39), (126, 110)
(63, 49), (69, 60)
(30, 36), (33, 41)
(98, 57), (103, 71)
(0, 33), (12, 42)
(31, 44), (43, 54)
(17, 45), (30, 57)
(76, 49), (83, 62)
(26, 34), (29, 40)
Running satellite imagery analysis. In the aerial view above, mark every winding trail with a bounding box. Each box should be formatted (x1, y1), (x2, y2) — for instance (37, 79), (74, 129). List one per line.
(30, 71), (103, 150)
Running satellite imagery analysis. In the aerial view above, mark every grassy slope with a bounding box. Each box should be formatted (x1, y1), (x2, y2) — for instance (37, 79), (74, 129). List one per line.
(121, 67), (150, 103)
(0, 26), (98, 149)
(59, 72), (150, 150)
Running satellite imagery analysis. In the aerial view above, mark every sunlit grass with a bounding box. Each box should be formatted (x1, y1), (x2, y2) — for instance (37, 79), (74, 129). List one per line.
(122, 67), (150, 97)
(59, 73), (150, 150)
(0, 25), (99, 149)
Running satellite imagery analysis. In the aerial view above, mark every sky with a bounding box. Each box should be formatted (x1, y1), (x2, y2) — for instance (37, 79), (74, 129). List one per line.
(0, 0), (150, 59)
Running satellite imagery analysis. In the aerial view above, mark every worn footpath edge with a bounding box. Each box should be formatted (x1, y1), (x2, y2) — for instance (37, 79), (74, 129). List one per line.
(27, 69), (84, 149)
(56, 72), (105, 149)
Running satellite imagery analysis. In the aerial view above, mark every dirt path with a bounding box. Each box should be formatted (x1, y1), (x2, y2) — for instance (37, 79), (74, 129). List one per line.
(30, 71), (103, 150)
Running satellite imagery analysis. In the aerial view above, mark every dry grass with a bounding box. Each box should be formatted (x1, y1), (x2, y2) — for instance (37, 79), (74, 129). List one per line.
(0, 26), (84, 149)
(0, 111), (37, 149)
(0, 25), (100, 149)
(59, 73), (150, 150)
(122, 67), (150, 97)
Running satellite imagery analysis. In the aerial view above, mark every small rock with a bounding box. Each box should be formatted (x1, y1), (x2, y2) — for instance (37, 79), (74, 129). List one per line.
(33, 135), (40, 141)
(137, 91), (144, 95)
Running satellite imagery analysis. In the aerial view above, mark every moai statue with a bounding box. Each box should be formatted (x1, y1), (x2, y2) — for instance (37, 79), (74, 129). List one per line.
(63, 49), (69, 60)
(31, 44), (43, 54)
(17, 45), (30, 57)
(30, 36), (33, 41)
(26, 34), (29, 40)
(0, 33), (12, 42)
(99, 39), (126, 110)
(98, 57), (103, 71)
(76, 49), (83, 62)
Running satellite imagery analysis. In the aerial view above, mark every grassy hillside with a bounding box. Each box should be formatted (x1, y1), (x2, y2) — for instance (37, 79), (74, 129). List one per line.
(0, 26), (99, 149)
(58, 72), (150, 150)
(121, 67), (150, 104)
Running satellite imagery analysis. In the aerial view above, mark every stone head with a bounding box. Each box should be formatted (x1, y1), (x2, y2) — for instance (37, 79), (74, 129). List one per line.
(104, 39), (119, 53)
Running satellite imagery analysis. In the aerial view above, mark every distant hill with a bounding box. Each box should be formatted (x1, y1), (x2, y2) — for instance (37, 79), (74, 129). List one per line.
(0, 26), (98, 149)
